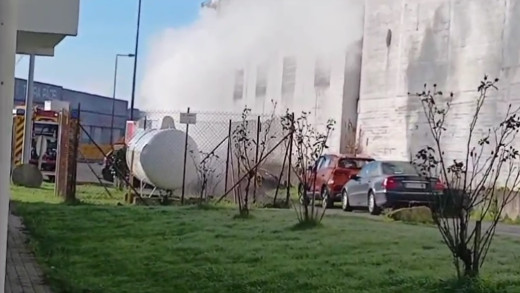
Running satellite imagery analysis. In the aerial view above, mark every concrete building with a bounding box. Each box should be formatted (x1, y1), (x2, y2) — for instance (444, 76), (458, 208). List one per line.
(358, 0), (520, 163)
(13, 78), (130, 145)
(232, 44), (364, 154)
(1, 0), (80, 289)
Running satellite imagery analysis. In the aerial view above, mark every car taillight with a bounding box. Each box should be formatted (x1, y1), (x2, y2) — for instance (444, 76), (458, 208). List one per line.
(383, 177), (399, 189)
(434, 179), (445, 190)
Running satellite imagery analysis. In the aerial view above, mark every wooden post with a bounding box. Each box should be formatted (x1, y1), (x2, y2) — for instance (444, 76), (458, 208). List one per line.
(56, 105), (80, 202)
(55, 109), (70, 197)
(67, 105), (81, 203)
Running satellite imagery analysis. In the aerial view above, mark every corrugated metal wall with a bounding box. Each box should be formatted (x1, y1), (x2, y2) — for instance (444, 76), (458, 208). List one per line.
(14, 78), (128, 145)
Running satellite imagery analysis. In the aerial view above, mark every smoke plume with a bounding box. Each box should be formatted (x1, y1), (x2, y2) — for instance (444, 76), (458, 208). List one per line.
(139, 0), (364, 112)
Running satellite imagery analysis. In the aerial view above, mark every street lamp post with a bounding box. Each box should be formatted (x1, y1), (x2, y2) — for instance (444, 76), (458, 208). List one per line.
(111, 53), (135, 147)
(129, 0), (143, 121)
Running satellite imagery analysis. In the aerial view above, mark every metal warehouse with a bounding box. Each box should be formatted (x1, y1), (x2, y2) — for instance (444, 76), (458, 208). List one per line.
(13, 78), (129, 146)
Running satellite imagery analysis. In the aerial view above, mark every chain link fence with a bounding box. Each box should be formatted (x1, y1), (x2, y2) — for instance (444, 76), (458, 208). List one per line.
(69, 108), (292, 204)
(143, 109), (290, 200)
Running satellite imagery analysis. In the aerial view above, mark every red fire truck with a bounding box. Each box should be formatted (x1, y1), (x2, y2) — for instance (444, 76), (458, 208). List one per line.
(11, 106), (60, 181)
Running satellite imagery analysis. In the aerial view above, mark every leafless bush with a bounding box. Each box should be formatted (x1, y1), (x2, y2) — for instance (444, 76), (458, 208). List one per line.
(411, 76), (520, 278)
(190, 150), (221, 202)
(232, 104), (277, 216)
(282, 110), (335, 227)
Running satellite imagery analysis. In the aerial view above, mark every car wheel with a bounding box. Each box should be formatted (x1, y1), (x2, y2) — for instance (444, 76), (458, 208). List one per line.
(368, 192), (381, 215)
(321, 188), (333, 209)
(342, 190), (352, 212)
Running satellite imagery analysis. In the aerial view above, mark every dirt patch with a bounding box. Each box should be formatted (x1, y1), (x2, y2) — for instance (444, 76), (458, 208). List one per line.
(386, 206), (434, 224)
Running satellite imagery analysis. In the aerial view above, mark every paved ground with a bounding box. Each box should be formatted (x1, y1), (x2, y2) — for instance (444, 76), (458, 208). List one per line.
(5, 209), (52, 293)
(76, 162), (104, 184)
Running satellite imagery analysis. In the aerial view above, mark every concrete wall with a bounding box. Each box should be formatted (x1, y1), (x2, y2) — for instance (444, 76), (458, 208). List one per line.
(359, 0), (520, 166)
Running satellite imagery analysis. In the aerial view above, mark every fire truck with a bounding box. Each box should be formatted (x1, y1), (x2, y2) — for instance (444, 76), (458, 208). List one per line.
(11, 105), (60, 182)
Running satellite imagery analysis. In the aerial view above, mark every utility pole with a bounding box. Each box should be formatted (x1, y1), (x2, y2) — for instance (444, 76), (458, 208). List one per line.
(0, 0), (18, 290)
(22, 54), (36, 164)
(129, 0), (143, 121)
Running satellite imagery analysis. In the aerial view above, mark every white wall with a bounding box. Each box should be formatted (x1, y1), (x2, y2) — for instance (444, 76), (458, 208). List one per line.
(359, 0), (520, 164)
(16, 0), (79, 55)
(17, 0), (79, 35)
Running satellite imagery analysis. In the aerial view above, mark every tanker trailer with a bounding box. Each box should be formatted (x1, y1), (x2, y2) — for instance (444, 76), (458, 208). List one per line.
(126, 128), (201, 191)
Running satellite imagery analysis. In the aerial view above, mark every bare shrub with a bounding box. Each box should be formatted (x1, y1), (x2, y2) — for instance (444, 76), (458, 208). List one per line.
(231, 104), (277, 216)
(411, 76), (520, 278)
(282, 110), (335, 227)
(190, 150), (221, 202)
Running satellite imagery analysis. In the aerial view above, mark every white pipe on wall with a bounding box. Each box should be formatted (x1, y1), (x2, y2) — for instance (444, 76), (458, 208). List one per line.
(22, 54), (36, 164)
(0, 0), (17, 290)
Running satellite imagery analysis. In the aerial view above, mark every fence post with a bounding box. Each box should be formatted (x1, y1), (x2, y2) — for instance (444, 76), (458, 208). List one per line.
(56, 109), (70, 198)
(65, 103), (80, 203)
(253, 115), (261, 204)
(224, 119), (232, 193)
(181, 107), (190, 205)
(285, 112), (294, 205)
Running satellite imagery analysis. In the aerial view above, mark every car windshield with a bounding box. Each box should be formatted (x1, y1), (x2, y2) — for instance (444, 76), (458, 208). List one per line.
(382, 162), (419, 175)
(338, 158), (372, 169)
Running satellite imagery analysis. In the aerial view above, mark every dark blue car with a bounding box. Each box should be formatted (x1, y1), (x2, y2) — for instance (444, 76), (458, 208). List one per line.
(341, 161), (445, 215)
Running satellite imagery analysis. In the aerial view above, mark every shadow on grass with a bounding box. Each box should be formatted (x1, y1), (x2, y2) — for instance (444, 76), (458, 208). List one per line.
(232, 212), (254, 220)
(290, 220), (323, 231)
(418, 277), (516, 293)
(185, 203), (230, 211)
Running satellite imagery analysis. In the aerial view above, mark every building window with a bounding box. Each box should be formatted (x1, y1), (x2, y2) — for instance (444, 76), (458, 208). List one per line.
(281, 56), (297, 98)
(255, 64), (268, 99)
(233, 69), (245, 101)
(314, 57), (331, 89)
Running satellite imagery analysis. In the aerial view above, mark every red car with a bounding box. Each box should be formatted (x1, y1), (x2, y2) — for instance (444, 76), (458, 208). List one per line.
(299, 154), (374, 208)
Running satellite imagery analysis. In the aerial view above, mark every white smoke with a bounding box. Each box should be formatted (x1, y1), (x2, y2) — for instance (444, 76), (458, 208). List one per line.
(139, 0), (364, 112)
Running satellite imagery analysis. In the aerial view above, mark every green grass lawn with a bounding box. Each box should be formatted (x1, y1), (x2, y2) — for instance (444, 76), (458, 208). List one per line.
(10, 184), (520, 293)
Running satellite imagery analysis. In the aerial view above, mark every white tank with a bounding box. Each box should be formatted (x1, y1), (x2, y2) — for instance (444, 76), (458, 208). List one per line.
(126, 128), (201, 190)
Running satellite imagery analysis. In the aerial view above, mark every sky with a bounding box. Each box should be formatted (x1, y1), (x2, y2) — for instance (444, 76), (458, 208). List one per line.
(15, 0), (202, 102)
